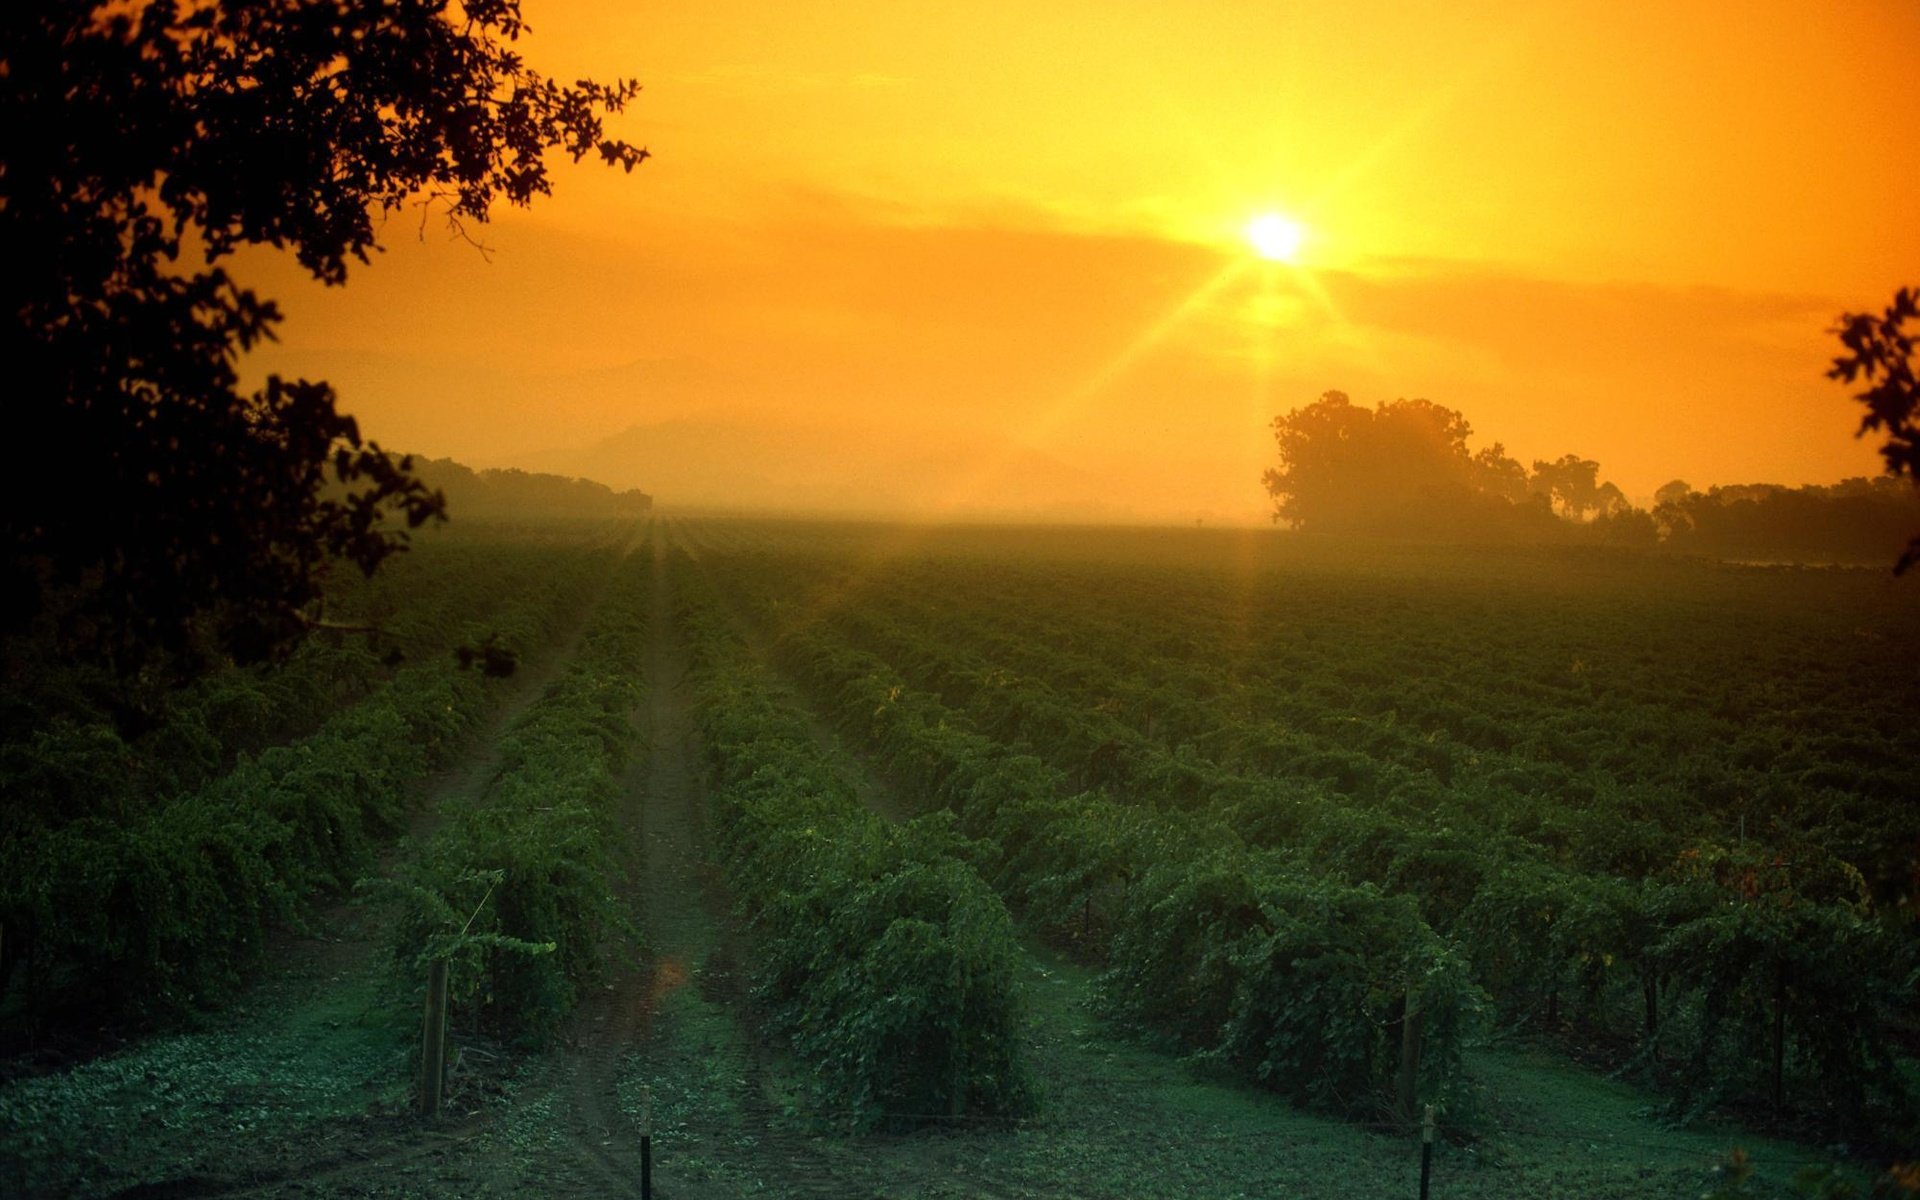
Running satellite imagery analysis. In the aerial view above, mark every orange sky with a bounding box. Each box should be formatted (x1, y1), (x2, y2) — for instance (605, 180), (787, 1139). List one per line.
(242, 0), (1920, 523)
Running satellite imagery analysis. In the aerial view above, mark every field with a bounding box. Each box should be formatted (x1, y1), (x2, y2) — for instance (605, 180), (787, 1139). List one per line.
(3, 517), (1916, 1199)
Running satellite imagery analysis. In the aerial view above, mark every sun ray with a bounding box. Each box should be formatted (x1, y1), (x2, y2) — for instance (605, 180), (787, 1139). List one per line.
(927, 257), (1249, 514)
(751, 255), (1254, 633)
(1309, 13), (1548, 223)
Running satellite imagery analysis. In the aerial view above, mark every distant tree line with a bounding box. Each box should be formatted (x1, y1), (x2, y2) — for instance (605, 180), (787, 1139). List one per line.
(409, 458), (653, 521)
(1263, 391), (1920, 564)
(1650, 476), (1920, 565)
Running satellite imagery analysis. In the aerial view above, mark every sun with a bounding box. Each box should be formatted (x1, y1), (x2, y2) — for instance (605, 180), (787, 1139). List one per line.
(1246, 213), (1306, 263)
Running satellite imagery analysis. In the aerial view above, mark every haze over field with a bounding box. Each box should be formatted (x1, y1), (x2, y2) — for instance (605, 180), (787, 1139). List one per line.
(239, 0), (1919, 523)
(8, 3), (1920, 1190)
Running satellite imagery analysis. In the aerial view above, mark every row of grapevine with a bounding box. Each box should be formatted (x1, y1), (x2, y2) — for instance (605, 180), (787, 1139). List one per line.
(702, 541), (1918, 1141)
(782, 585), (1915, 1136)
(842, 553), (1917, 901)
(0, 537), (621, 1029)
(672, 551), (1035, 1125)
(765, 618), (1482, 1120)
(6, 533), (616, 836)
(375, 549), (652, 1043)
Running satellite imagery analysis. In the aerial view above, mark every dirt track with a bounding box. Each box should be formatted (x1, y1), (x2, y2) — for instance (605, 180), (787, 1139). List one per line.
(543, 530), (713, 1196)
(183, 527), (828, 1199)
(498, 527), (842, 1198)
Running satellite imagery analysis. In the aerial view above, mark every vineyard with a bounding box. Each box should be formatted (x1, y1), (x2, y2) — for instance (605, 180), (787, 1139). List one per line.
(2, 517), (1916, 1198)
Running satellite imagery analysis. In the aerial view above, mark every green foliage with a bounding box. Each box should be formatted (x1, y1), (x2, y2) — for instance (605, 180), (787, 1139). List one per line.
(767, 600), (1486, 1119)
(1828, 285), (1920, 572)
(698, 530), (1919, 1143)
(373, 556), (649, 1043)
(0, 661), (482, 1023)
(2, 0), (647, 670)
(676, 556), (1034, 1125)
(0, 534), (614, 1030)
(1212, 864), (1482, 1115)
(1650, 879), (1907, 1134)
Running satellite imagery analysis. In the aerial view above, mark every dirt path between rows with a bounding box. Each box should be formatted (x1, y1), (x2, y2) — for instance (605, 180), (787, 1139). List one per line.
(217, 539), (662, 1200)
(194, 528), (841, 1199)
(71, 552), (626, 1200)
(254, 540), (624, 1042)
(519, 527), (842, 1198)
(538, 531), (709, 1195)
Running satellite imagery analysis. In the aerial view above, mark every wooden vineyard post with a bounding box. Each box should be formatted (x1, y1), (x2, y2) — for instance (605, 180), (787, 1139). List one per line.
(639, 1083), (653, 1200)
(1396, 995), (1424, 1122)
(1770, 961), (1787, 1114)
(420, 957), (450, 1118)
(1418, 1104), (1435, 1200)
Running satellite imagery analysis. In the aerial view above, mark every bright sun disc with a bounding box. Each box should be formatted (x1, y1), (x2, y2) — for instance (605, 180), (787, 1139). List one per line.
(1247, 213), (1305, 262)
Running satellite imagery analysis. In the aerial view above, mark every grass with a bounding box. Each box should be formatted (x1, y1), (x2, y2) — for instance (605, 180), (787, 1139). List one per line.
(613, 975), (765, 1191)
(0, 925), (1862, 1199)
(585, 933), (1862, 1199)
(0, 922), (413, 1198)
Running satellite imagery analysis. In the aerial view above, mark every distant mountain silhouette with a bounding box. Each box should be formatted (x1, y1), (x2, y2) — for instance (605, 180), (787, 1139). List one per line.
(510, 416), (1143, 521)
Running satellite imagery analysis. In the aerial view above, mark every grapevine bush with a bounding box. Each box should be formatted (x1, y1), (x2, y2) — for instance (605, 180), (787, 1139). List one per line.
(697, 532), (1918, 1141)
(676, 553), (1034, 1125)
(374, 553), (649, 1042)
(0, 531), (616, 1029)
(771, 615), (1484, 1118)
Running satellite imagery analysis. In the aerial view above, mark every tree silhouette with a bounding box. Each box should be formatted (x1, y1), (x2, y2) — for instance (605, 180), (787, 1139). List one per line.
(1654, 479), (1694, 508)
(1829, 287), (1919, 574)
(1528, 455), (1628, 522)
(1655, 478), (1920, 565)
(1264, 392), (1543, 533)
(0, 0), (648, 671)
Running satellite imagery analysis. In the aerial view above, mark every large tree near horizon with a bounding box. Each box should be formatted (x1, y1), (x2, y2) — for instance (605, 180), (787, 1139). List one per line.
(1262, 391), (1550, 536)
(0, 0), (647, 674)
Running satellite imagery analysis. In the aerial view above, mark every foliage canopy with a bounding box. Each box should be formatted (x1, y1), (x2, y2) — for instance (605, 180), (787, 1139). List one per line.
(0, 0), (647, 670)
(1262, 391), (1559, 537)
(1829, 286), (1920, 573)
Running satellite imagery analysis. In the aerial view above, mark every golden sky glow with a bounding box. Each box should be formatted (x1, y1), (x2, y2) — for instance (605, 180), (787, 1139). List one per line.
(243, 0), (1920, 522)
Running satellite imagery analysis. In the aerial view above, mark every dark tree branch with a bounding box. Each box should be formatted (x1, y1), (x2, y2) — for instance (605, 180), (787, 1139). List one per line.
(1, 0), (647, 673)
(1829, 287), (1920, 575)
